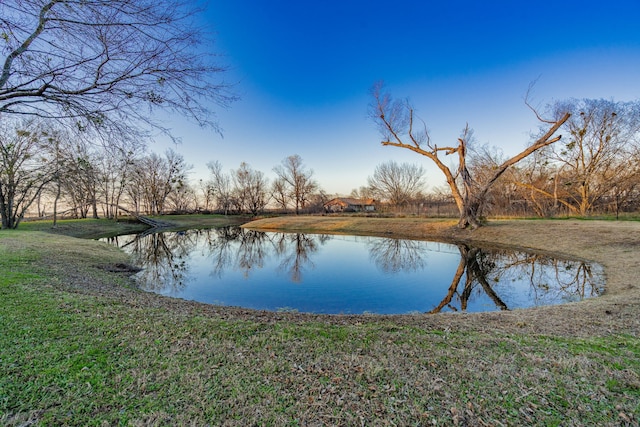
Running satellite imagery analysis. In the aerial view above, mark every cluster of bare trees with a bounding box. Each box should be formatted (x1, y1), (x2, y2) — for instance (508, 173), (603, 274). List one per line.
(0, 1), (335, 227)
(504, 99), (640, 218)
(200, 155), (324, 216)
(0, 115), (331, 228)
(127, 151), (192, 216)
(370, 82), (571, 228)
(0, 120), (51, 228)
(200, 161), (270, 216)
(0, 0), (233, 229)
(370, 83), (640, 225)
(0, 118), (196, 227)
(4, 95), (639, 229)
(454, 99), (640, 219)
(350, 160), (435, 214)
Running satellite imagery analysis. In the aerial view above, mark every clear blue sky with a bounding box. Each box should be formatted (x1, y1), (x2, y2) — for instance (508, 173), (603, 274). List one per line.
(155, 0), (640, 195)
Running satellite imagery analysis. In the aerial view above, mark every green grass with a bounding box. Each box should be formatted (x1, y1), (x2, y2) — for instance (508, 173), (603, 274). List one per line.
(1, 219), (639, 425)
(3, 283), (639, 425)
(18, 214), (249, 238)
(18, 218), (148, 238)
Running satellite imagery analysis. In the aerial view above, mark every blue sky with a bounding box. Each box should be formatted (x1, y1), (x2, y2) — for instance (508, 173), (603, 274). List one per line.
(156, 0), (640, 195)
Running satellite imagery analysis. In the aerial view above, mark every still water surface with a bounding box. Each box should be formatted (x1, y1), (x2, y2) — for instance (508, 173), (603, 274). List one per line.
(102, 226), (604, 315)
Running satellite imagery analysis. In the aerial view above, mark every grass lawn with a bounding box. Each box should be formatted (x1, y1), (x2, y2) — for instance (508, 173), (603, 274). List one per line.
(1, 216), (639, 425)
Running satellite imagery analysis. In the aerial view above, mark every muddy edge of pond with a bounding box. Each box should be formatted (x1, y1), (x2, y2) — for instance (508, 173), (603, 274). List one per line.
(236, 217), (640, 337)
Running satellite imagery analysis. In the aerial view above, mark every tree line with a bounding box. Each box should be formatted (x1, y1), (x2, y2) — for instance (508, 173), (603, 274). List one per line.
(2, 94), (640, 229)
(0, 120), (330, 228)
(204, 155), (322, 216)
(369, 87), (640, 225)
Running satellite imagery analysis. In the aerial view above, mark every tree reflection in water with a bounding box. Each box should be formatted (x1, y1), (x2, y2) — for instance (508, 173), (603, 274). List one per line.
(428, 246), (508, 313)
(103, 227), (604, 314)
(368, 238), (429, 273)
(204, 227), (329, 282)
(365, 237), (602, 313)
(205, 227), (271, 278)
(107, 227), (330, 293)
(104, 229), (200, 292)
(272, 232), (331, 282)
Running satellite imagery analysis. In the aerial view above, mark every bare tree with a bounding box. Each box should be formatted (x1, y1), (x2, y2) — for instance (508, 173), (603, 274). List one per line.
(129, 150), (190, 215)
(370, 82), (570, 229)
(197, 179), (215, 212)
(367, 160), (426, 207)
(273, 154), (318, 215)
(232, 162), (269, 216)
(506, 152), (560, 217)
(167, 182), (196, 213)
(207, 160), (233, 215)
(0, 0), (235, 136)
(0, 119), (54, 228)
(270, 176), (290, 212)
(515, 99), (640, 216)
(55, 139), (100, 219)
(97, 145), (138, 219)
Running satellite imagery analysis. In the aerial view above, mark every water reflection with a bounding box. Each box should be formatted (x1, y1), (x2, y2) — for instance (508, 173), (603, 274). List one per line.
(430, 246), (509, 313)
(102, 227), (604, 314)
(368, 238), (601, 313)
(368, 238), (429, 273)
(104, 228), (329, 290)
(107, 230), (195, 292)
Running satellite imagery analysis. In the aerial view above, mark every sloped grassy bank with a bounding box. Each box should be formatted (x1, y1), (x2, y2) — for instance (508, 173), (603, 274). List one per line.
(1, 217), (638, 426)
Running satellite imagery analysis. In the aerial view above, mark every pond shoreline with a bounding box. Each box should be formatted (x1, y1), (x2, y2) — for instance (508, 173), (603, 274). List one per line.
(243, 216), (640, 338)
(107, 225), (603, 315)
(21, 215), (640, 337)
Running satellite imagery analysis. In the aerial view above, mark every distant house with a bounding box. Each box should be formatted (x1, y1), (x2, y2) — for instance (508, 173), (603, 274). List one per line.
(323, 198), (376, 213)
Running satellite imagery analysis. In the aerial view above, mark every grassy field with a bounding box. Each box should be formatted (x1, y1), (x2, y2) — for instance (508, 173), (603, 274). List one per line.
(1, 216), (639, 425)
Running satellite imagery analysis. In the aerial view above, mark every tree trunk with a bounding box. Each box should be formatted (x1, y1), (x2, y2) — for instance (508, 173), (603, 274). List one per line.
(92, 196), (99, 219)
(458, 200), (483, 229)
(0, 192), (9, 229)
(52, 181), (61, 228)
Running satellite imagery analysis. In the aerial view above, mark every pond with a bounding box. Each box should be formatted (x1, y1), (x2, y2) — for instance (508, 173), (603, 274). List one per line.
(101, 226), (604, 315)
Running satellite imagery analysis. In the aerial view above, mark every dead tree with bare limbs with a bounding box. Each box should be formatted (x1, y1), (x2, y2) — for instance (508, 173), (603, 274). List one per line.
(369, 82), (570, 229)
